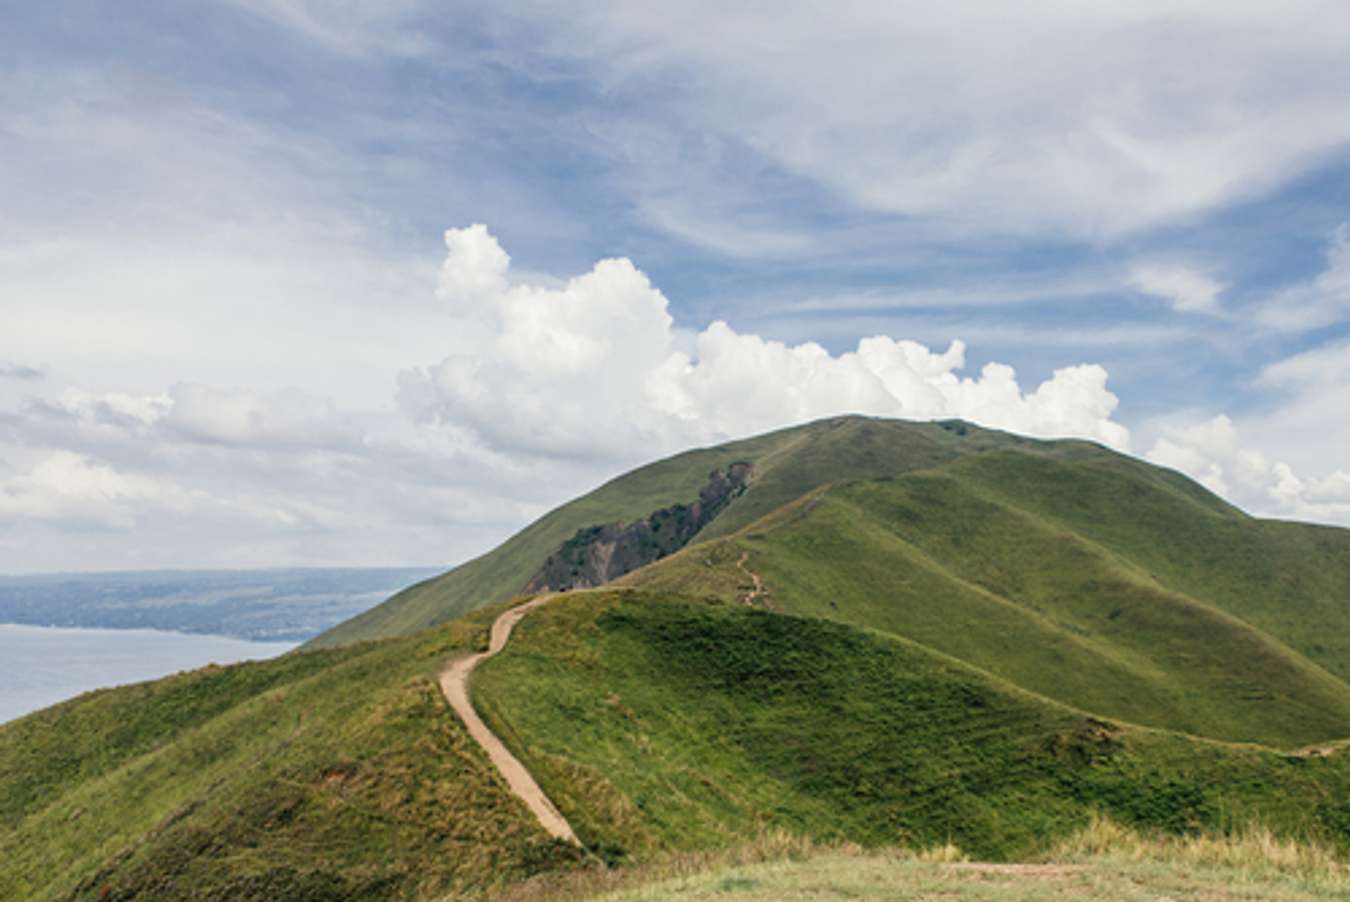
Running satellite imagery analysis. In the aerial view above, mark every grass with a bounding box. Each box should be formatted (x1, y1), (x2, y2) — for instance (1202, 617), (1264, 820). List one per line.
(6, 582), (1349, 898)
(0, 602), (583, 900)
(473, 589), (1350, 872)
(627, 450), (1350, 748)
(574, 825), (1350, 900)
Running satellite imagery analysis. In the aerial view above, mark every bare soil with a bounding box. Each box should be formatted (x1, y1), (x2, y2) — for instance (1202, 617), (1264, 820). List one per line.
(439, 595), (579, 844)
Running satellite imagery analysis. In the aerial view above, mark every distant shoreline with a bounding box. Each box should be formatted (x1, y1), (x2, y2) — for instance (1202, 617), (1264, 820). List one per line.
(0, 622), (297, 725)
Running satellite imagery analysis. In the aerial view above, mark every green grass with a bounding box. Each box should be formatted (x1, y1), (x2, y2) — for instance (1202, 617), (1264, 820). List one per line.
(6, 584), (1349, 898)
(627, 450), (1350, 748)
(0, 604), (582, 900)
(474, 590), (1350, 869)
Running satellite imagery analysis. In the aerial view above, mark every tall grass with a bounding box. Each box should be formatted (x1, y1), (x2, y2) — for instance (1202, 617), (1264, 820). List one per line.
(1052, 813), (1349, 879)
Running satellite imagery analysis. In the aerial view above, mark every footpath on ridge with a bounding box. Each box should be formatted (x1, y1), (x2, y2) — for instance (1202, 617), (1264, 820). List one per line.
(438, 594), (579, 844)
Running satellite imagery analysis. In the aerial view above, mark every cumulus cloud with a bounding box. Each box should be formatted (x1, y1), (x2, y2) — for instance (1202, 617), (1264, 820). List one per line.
(1255, 224), (1350, 331)
(398, 225), (1130, 461)
(1129, 262), (1224, 314)
(1147, 414), (1350, 523)
(1144, 338), (1350, 525)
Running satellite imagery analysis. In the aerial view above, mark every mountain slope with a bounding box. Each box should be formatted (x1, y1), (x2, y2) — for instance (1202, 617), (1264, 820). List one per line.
(310, 417), (1013, 649)
(472, 589), (1350, 862)
(8, 588), (1344, 900)
(627, 449), (1350, 747)
(0, 605), (582, 900)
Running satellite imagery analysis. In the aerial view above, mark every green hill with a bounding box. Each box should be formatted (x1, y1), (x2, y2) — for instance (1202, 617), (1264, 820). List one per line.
(308, 417), (1016, 649)
(0, 602), (583, 900)
(320, 415), (1350, 749)
(627, 452), (1350, 747)
(5, 588), (1348, 898)
(472, 589), (1350, 865)
(4, 416), (1350, 899)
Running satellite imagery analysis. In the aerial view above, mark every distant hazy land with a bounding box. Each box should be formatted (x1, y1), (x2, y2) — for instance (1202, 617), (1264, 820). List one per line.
(0, 567), (442, 642)
(0, 567), (441, 724)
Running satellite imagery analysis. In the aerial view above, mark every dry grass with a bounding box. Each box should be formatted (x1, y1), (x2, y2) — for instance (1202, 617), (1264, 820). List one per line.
(466, 818), (1350, 901)
(474, 830), (826, 901)
(1050, 813), (1350, 879)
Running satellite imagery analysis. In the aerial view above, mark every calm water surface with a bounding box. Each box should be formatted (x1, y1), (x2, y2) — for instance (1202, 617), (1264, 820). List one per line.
(0, 623), (296, 724)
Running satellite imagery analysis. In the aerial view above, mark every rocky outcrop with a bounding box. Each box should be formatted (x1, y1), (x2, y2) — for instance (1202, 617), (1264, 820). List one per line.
(525, 463), (752, 593)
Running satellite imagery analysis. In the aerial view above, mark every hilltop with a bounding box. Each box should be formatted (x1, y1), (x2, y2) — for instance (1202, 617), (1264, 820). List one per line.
(3, 416), (1349, 899)
(317, 416), (1350, 749)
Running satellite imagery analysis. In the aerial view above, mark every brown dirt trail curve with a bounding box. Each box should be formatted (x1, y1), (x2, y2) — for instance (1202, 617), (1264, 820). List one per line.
(438, 594), (579, 844)
(736, 552), (767, 605)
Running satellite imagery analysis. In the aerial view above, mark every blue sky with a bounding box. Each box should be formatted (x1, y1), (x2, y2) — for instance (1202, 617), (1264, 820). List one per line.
(3, 2), (1350, 570)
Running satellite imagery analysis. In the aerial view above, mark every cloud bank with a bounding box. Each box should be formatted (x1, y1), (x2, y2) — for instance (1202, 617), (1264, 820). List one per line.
(6, 221), (1350, 571)
(398, 226), (1131, 462)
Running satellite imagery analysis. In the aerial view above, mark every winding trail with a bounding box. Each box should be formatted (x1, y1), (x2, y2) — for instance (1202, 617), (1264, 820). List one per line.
(438, 594), (579, 844)
(736, 552), (768, 606)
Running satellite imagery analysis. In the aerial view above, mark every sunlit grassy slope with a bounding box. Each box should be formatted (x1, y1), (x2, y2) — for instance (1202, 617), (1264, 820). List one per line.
(0, 605), (582, 900)
(624, 443), (1350, 748)
(309, 417), (1015, 649)
(473, 589), (1350, 868)
(4, 589), (1348, 897)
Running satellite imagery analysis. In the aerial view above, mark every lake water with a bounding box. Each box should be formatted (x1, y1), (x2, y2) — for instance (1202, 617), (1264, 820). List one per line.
(0, 623), (297, 725)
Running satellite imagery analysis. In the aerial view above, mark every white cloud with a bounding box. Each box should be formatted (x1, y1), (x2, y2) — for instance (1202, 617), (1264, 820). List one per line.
(1255, 224), (1350, 331)
(516, 2), (1350, 243)
(399, 225), (1131, 460)
(222, 0), (434, 58)
(1129, 262), (1224, 314)
(1147, 414), (1350, 524)
(0, 452), (200, 529)
(1145, 338), (1350, 526)
(161, 384), (360, 450)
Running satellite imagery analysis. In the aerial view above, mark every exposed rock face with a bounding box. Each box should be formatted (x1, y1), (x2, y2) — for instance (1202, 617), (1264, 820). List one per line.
(526, 463), (752, 593)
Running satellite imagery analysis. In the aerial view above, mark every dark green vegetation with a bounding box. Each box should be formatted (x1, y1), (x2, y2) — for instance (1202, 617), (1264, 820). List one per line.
(4, 416), (1350, 899)
(476, 589), (1350, 867)
(0, 604), (581, 900)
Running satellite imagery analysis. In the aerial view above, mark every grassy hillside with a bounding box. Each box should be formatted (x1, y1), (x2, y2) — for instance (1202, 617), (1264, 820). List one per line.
(472, 590), (1350, 867)
(309, 417), (1023, 649)
(7, 417), (1350, 899)
(5, 588), (1348, 898)
(627, 448), (1350, 748)
(0, 605), (582, 900)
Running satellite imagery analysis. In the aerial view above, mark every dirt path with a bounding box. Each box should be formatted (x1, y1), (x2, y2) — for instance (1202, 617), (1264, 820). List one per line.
(439, 595), (579, 845)
(736, 552), (767, 606)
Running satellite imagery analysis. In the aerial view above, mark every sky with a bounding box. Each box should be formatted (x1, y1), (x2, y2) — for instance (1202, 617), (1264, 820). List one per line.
(3, 1), (1350, 571)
